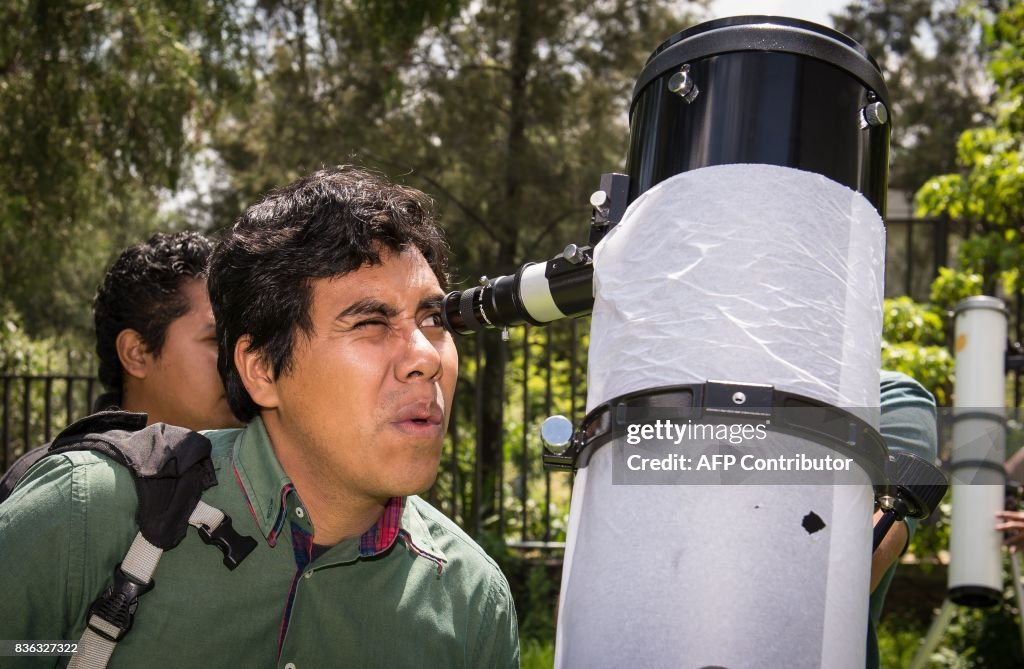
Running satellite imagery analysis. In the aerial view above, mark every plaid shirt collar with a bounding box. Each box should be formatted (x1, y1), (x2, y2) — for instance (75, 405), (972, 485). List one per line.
(227, 417), (446, 570)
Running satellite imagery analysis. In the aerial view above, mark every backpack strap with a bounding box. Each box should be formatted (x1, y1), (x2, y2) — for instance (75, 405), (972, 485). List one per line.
(46, 411), (257, 669)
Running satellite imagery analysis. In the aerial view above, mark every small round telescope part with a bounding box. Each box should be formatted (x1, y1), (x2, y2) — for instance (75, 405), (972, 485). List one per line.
(540, 415), (574, 454)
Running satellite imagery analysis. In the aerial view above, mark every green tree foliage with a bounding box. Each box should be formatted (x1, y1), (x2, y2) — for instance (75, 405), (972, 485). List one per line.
(878, 5), (1024, 663)
(916, 4), (1024, 305)
(866, 0), (1023, 407)
(832, 0), (989, 193)
(0, 0), (245, 337)
(882, 295), (954, 403)
(915, 1), (1023, 295)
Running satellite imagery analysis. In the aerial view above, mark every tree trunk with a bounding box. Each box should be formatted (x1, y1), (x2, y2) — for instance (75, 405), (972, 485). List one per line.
(473, 0), (536, 538)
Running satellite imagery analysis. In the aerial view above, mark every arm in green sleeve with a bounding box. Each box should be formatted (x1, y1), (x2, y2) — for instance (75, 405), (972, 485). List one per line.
(879, 369), (939, 546)
(472, 572), (521, 668)
(0, 452), (137, 667)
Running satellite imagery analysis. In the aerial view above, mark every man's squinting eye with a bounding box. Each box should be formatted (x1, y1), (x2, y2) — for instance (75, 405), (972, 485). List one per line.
(419, 312), (444, 328)
(353, 319), (389, 330)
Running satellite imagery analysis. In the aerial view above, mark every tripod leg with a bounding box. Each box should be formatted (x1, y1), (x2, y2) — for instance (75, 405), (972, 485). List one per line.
(909, 599), (956, 669)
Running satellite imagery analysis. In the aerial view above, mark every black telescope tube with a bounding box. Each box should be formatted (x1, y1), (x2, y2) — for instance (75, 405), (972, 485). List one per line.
(626, 16), (890, 212)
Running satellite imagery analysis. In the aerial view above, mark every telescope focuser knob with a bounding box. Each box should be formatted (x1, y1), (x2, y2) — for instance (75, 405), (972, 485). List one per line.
(860, 101), (888, 128)
(668, 64), (699, 103)
(562, 244), (587, 265)
(590, 190), (611, 226)
(541, 415), (574, 455)
(887, 452), (948, 520)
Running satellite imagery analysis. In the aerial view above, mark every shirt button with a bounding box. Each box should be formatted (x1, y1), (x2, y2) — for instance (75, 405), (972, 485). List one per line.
(304, 570), (313, 579)
(285, 663), (297, 669)
(295, 507), (305, 518)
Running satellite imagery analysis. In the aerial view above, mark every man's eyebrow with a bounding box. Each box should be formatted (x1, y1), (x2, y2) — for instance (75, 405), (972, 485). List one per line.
(419, 294), (444, 312)
(336, 298), (399, 320)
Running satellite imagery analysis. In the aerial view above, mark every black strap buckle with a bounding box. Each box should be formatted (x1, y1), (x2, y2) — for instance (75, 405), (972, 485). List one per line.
(87, 565), (154, 642)
(197, 515), (258, 570)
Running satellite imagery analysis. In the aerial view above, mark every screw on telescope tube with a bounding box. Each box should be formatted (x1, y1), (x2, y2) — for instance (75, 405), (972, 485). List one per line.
(732, 392), (747, 405)
(859, 101), (888, 129)
(562, 244), (587, 265)
(589, 190), (611, 222)
(668, 65), (699, 103)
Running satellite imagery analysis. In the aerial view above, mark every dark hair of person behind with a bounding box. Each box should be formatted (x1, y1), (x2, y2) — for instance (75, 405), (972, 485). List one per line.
(94, 231), (215, 393)
(208, 166), (450, 422)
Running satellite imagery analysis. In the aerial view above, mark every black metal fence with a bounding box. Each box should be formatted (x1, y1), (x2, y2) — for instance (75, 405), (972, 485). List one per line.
(422, 319), (585, 552)
(1, 374), (100, 471)
(885, 216), (948, 301)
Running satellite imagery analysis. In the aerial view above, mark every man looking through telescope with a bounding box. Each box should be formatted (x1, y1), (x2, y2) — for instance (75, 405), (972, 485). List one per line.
(0, 167), (520, 667)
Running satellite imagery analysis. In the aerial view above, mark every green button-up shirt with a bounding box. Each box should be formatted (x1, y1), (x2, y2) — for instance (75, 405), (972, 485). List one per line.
(0, 417), (519, 668)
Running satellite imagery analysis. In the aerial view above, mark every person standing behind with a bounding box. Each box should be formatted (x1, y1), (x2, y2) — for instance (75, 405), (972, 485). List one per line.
(0, 231), (239, 501)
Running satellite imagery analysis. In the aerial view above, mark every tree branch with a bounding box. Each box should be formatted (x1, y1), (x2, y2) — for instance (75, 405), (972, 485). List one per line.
(363, 150), (503, 246)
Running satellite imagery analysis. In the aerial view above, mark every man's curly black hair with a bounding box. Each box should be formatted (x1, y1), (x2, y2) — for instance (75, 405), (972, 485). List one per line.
(93, 231), (214, 393)
(208, 166), (450, 422)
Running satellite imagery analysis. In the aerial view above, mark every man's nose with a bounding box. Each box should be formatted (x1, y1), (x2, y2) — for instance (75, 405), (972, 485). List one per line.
(398, 326), (443, 380)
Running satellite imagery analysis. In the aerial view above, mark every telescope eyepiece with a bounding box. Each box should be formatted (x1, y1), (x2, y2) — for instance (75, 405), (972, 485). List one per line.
(441, 287), (480, 335)
(440, 255), (596, 335)
(440, 272), (531, 335)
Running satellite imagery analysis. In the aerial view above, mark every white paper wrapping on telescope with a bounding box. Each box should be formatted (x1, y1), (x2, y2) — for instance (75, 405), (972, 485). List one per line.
(556, 164), (884, 668)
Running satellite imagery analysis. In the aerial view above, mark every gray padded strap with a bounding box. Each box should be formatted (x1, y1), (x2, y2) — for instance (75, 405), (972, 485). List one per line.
(68, 533), (162, 669)
(189, 500), (226, 532)
(68, 506), (229, 669)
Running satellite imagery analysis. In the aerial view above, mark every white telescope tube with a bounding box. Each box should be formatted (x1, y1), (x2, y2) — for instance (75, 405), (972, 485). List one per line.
(556, 164), (884, 668)
(948, 296), (1008, 607)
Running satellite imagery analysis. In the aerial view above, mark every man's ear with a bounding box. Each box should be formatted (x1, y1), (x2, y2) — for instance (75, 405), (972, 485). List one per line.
(235, 335), (280, 409)
(115, 329), (151, 380)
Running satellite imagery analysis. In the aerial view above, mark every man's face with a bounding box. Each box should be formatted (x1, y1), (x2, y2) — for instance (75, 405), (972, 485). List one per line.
(267, 247), (457, 504)
(145, 279), (240, 430)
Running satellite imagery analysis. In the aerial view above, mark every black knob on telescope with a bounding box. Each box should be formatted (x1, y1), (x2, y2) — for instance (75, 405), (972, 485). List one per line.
(873, 452), (948, 552)
(889, 451), (949, 520)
